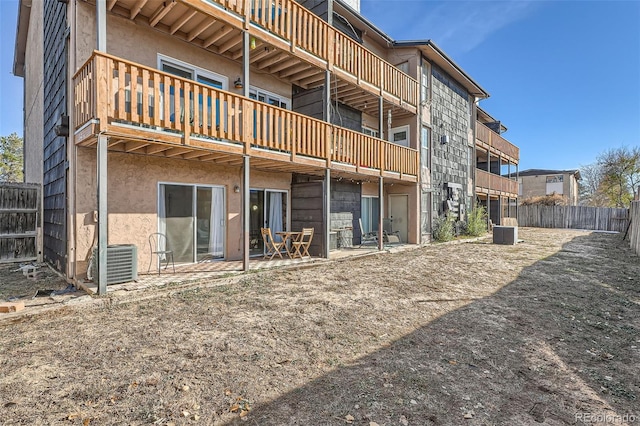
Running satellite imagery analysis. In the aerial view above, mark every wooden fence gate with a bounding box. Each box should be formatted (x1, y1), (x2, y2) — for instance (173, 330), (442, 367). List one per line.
(0, 183), (41, 263)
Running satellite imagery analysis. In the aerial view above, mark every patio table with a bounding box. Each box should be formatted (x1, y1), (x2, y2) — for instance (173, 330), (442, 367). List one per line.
(275, 231), (301, 259)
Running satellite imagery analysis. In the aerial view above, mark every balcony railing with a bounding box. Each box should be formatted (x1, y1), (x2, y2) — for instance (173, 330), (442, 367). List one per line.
(476, 169), (518, 195)
(183, 0), (419, 109)
(73, 52), (418, 179)
(476, 121), (519, 162)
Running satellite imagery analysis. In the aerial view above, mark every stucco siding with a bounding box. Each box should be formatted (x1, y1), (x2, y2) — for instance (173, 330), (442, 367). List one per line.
(23, 0), (44, 185)
(73, 149), (291, 277)
(75, 3), (291, 100)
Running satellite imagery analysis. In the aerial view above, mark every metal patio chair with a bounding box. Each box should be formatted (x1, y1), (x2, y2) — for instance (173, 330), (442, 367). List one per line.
(148, 232), (175, 275)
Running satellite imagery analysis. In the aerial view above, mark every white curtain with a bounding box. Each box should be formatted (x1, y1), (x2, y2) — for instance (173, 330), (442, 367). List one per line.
(269, 192), (284, 242)
(158, 185), (167, 255)
(209, 187), (225, 257)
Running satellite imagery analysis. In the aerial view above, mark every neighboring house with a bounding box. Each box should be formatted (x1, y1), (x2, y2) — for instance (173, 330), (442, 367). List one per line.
(518, 169), (581, 206)
(13, 0), (519, 288)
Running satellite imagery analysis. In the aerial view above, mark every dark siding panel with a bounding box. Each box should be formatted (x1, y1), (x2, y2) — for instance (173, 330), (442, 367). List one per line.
(297, 0), (329, 21)
(42, 0), (67, 271)
(292, 86), (324, 120)
(291, 181), (325, 256)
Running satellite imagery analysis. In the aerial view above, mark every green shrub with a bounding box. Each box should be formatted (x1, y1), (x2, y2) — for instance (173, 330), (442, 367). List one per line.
(433, 212), (456, 242)
(464, 205), (488, 237)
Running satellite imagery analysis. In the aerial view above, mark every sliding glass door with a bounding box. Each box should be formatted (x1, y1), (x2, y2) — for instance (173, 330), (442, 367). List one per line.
(361, 196), (380, 234)
(159, 183), (225, 262)
(249, 189), (288, 256)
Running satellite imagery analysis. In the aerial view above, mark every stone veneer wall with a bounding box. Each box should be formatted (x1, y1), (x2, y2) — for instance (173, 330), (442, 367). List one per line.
(430, 65), (473, 219)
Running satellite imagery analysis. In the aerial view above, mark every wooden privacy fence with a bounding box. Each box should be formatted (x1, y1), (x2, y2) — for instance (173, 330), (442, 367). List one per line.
(630, 201), (640, 256)
(518, 205), (629, 233)
(0, 183), (40, 263)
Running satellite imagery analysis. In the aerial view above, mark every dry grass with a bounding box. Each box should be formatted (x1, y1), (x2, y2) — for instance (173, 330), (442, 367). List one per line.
(0, 228), (638, 425)
(520, 193), (569, 206)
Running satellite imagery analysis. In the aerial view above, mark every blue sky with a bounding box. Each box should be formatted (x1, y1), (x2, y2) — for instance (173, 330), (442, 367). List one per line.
(361, 0), (640, 171)
(0, 0), (639, 171)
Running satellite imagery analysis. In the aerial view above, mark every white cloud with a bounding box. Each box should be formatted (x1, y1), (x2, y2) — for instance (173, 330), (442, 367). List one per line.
(361, 0), (539, 55)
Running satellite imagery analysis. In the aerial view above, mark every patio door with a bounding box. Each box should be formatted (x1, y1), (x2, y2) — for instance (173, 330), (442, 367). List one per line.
(159, 183), (225, 263)
(249, 189), (288, 256)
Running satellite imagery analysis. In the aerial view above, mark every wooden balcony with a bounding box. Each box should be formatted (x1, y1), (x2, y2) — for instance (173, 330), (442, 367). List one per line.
(476, 169), (518, 198)
(106, 0), (418, 115)
(476, 121), (519, 164)
(73, 52), (418, 182)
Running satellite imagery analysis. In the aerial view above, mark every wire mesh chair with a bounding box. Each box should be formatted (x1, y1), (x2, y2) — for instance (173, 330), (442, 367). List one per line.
(148, 232), (175, 275)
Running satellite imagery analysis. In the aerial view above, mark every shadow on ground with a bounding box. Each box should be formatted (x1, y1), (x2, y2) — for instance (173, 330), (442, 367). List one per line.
(236, 233), (640, 425)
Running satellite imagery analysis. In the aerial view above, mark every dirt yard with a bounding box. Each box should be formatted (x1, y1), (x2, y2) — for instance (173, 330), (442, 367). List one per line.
(0, 228), (638, 425)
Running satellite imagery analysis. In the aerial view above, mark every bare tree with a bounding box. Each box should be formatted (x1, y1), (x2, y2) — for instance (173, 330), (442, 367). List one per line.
(597, 146), (640, 208)
(579, 162), (608, 206)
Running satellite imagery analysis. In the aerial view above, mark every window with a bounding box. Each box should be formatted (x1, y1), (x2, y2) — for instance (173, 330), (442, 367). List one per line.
(390, 125), (409, 147)
(249, 87), (291, 142)
(421, 126), (430, 168)
(421, 61), (430, 103)
(158, 55), (227, 89)
(157, 55), (227, 128)
(362, 126), (379, 138)
(546, 175), (564, 195)
(249, 88), (290, 110)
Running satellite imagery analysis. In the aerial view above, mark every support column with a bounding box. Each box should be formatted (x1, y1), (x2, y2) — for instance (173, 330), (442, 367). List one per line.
(378, 97), (384, 141)
(377, 97), (385, 250)
(486, 151), (491, 229)
(97, 134), (108, 295)
(515, 164), (519, 221)
(242, 31), (250, 98)
(96, 0), (106, 51)
(324, 169), (331, 259)
(378, 177), (384, 251)
(96, 0), (108, 294)
(323, 69), (332, 259)
(242, 155), (250, 271)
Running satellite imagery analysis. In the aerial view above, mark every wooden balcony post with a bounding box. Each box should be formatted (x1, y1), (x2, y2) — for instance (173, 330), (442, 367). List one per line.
(242, 99), (253, 154)
(94, 54), (109, 130)
(327, 28), (335, 71)
(183, 81), (191, 144)
(243, 0), (250, 29)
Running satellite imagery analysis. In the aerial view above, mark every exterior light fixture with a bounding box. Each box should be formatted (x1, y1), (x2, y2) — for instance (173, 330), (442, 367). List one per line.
(234, 78), (243, 89)
(233, 185), (241, 193)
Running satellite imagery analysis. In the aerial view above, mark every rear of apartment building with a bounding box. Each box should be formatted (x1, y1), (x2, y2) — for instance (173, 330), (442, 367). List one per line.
(14, 0), (519, 289)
